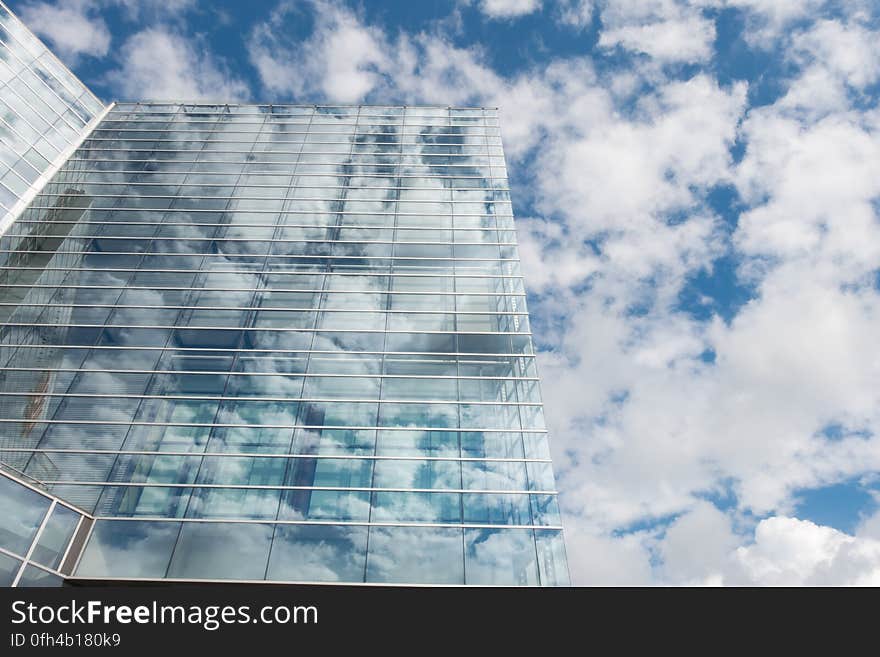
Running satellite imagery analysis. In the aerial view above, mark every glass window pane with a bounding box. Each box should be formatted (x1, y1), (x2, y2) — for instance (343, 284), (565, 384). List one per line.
(0, 475), (51, 556)
(463, 493), (531, 525)
(266, 524), (367, 583)
(530, 494), (562, 526)
(464, 528), (539, 585)
(167, 522), (272, 580)
(76, 520), (181, 579)
(30, 504), (80, 569)
(16, 564), (64, 587)
(462, 460), (527, 491)
(0, 551), (22, 586)
(366, 527), (464, 584)
(372, 491), (460, 523)
(373, 459), (460, 490)
(279, 489), (370, 522)
(535, 529), (570, 586)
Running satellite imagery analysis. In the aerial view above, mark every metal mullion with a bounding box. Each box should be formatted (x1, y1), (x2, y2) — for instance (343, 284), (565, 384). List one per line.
(0, 346), (535, 360)
(88, 102), (192, 517)
(2, 235), (517, 246)
(0, 304), (531, 319)
(0, 419), (547, 432)
(363, 107), (402, 578)
(97, 105), (223, 506)
(68, 520), (560, 532)
(0, 283), (528, 297)
(0, 266), (524, 279)
(106, 103), (493, 111)
(61, 162), (504, 173)
(0, 323), (532, 336)
(55, 513), (84, 572)
(268, 107), (319, 557)
(11, 499), (55, 587)
(2, 447), (551, 464)
(90, 127), (501, 137)
(449, 107), (468, 583)
(19, 207), (514, 218)
(0, 250), (522, 263)
(73, 146), (501, 158)
(0, 544), (26, 561)
(95, 115), (494, 124)
(65, 168), (509, 178)
(213, 108), (305, 536)
(27, 198), (511, 212)
(82, 138), (501, 153)
(12, 221), (514, 233)
(135, 106), (267, 524)
(36, 482), (555, 495)
(0, 371), (539, 382)
(98, 118), (501, 129)
(58, 165), (508, 180)
(28, 179), (509, 192)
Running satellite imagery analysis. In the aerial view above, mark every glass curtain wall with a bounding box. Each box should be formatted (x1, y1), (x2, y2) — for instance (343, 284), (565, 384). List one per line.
(0, 102), (569, 585)
(0, 1), (104, 227)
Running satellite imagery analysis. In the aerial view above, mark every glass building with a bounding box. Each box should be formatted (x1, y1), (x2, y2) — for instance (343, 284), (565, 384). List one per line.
(0, 3), (569, 586)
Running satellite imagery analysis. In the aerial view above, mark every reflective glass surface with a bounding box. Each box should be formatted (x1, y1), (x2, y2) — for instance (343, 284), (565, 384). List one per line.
(0, 1), (104, 227)
(1, 102), (568, 585)
(0, 550), (20, 585)
(30, 501), (79, 568)
(16, 563), (63, 586)
(0, 471), (50, 555)
(76, 519), (180, 579)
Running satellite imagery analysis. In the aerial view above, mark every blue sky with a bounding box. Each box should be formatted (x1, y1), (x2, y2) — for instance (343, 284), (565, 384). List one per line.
(9, 0), (880, 585)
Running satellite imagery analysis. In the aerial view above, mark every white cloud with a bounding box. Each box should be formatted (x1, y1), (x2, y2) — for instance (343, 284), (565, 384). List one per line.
(729, 517), (880, 585)
(599, 16), (715, 63)
(657, 502), (740, 584)
(248, 0), (389, 102)
(109, 0), (196, 21)
(106, 28), (249, 101)
(478, 0), (542, 19)
(792, 19), (880, 90)
(857, 507), (880, 540)
(532, 9), (880, 584)
(729, 0), (827, 48)
(774, 19), (880, 120)
(650, 511), (880, 586)
(596, 0), (718, 63)
(567, 530), (656, 585)
(556, 0), (594, 28)
(20, 1), (111, 61)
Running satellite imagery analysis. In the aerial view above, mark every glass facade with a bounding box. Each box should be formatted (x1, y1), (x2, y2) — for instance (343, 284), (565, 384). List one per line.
(0, 470), (87, 587)
(0, 6), (568, 588)
(0, 1), (104, 230)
